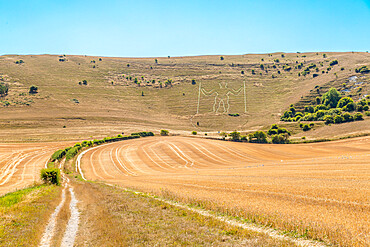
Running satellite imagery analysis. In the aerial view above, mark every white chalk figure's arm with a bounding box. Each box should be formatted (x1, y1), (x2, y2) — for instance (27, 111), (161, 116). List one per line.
(201, 88), (216, 96)
(228, 87), (243, 95)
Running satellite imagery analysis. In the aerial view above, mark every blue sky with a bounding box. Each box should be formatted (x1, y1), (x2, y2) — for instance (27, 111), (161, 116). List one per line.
(0, 0), (369, 57)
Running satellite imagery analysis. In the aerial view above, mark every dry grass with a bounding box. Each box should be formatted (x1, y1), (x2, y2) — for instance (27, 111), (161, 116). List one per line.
(80, 136), (370, 246)
(72, 179), (296, 246)
(0, 184), (61, 246)
(0, 52), (369, 141)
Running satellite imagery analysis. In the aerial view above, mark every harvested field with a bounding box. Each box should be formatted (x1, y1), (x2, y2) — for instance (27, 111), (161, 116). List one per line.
(0, 142), (72, 196)
(80, 136), (370, 246)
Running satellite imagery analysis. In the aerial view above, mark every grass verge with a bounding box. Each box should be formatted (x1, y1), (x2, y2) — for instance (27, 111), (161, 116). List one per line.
(0, 184), (61, 247)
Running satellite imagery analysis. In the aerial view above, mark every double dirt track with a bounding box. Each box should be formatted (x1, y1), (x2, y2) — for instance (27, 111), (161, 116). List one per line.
(80, 136), (370, 246)
(0, 142), (72, 196)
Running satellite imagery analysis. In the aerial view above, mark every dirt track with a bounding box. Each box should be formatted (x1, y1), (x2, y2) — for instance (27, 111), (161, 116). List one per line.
(80, 136), (370, 246)
(0, 142), (72, 196)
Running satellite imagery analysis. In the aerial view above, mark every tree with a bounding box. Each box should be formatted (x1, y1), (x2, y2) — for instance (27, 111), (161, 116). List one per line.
(329, 60), (338, 66)
(249, 131), (267, 143)
(191, 79), (196, 85)
(191, 131), (197, 135)
(0, 83), (9, 97)
(337, 97), (354, 108)
(220, 56), (224, 61)
(82, 80), (88, 85)
(29, 85), (38, 94)
(355, 66), (370, 74)
(354, 113), (364, 121)
(272, 133), (289, 144)
(160, 129), (169, 136)
(322, 88), (341, 108)
(334, 115), (344, 124)
(302, 124), (311, 131)
(324, 115), (334, 124)
(229, 131), (241, 141)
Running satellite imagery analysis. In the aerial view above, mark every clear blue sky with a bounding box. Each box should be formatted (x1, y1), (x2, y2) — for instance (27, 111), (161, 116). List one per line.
(0, 0), (369, 57)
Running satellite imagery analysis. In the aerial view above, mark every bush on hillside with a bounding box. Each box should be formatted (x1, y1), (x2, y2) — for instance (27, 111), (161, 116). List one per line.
(354, 112), (364, 121)
(0, 83), (9, 97)
(355, 66), (370, 74)
(41, 168), (61, 185)
(160, 129), (169, 136)
(29, 85), (38, 94)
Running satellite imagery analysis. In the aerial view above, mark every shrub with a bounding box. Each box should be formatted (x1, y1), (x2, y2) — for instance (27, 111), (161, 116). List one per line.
(337, 97), (354, 108)
(302, 124), (311, 131)
(229, 131), (241, 141)
(160, 129), (169, 136)
(220, 56), (224, 60)
(355, 66), (370, 74)
(304, 105), (314, 113)
(191, 79), (196, 85)
(314, 104), (327, 112)
(267, 129), (278, 135)
(271, 133), (290, 144)
(131, 131), (154, 137)
(82, 80), (87, 85)
(249, 131), (268, 143)
(29, 85), (38, 94)
(65, 146), (81, 161)
(309, 123), (315, 128)
(40, 168), (61, 185)
(324, 115), (334, 124)
(313, 74), (319, 78)
(342, 112), (353, 122)
(354, 113), (364, 121)
(0, 83), (9, 97)
(342, 102), (356, 112)
(322, 88), (341, 108)
(329, 60), (338, 66)
(365, 111), (370, 116)
(51, 149), (66, 162)
(191, 131), (197, 135)
(334, 115), (344, 124)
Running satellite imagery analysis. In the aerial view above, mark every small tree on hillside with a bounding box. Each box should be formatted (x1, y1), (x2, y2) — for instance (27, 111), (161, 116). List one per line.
(322, 88), (341, 108)
(160, 129), (169, 136)
(29, 85), (38, 94)
(0, 83), (9, 97)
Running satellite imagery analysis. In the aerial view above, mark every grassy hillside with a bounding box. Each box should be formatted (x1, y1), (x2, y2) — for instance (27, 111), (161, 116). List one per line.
(0, 52), (369, 141)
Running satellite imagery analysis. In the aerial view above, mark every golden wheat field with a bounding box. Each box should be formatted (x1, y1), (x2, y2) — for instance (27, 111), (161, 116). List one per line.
(79, 136), (370, 246)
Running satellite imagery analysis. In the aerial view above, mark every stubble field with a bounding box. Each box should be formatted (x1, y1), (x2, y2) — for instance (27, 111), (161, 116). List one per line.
(79, 136), (370, 246)
(0, 141), (72, 196)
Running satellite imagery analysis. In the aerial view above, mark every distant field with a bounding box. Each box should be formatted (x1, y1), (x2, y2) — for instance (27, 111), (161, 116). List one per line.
(79, 136), (370, 246)
(0, 52), (369, 141)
